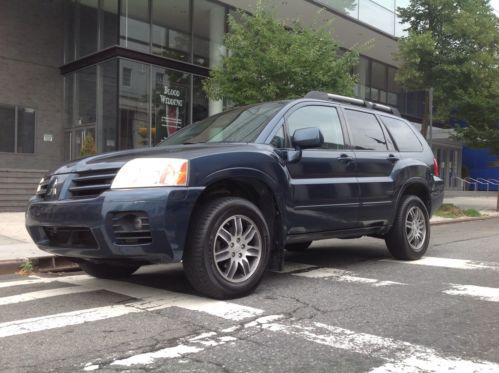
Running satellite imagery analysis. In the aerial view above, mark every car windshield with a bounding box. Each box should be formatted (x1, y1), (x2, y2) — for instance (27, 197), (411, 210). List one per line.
(157, 102), (285, 146)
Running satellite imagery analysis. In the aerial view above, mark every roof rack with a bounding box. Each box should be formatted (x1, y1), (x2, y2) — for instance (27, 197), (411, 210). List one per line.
(304, 91), (401, 117)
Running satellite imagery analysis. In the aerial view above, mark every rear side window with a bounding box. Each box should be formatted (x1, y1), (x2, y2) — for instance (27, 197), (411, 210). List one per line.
(287, 106), (345, 149)
(380, 116), (423, 152)
(344, 110), (387, 151)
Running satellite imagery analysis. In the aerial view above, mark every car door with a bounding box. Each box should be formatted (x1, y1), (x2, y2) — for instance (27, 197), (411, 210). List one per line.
(282, 104), (360, 234)
(342, 108), (399, 226)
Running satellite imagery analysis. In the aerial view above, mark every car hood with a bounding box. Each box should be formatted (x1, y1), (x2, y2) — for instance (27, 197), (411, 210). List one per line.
(51, 143), (269, 175)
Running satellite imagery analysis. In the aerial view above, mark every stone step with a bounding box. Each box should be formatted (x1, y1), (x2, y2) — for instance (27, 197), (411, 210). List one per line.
(0, 176), (43, 184)
(0, 195), (31, 202)
(0, 200), (29, 212)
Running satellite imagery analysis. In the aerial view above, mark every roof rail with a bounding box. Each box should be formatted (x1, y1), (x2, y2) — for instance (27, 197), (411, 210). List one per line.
(304, 91), (401, 117)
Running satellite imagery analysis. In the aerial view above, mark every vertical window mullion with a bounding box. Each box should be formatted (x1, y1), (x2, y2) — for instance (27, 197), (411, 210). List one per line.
(14, 106), (18, 153)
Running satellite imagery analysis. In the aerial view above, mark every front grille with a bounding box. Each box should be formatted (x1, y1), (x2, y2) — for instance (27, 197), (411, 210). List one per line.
(43, 226), (98, 249)
(69, 169), (119, 199)
(111, 212), (152, 245)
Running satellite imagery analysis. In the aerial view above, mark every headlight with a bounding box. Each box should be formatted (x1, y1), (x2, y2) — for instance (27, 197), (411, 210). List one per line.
(111, 158), (189, 189)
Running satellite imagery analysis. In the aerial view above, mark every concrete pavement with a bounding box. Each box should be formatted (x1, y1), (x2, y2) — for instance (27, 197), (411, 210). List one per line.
(1, 192), (497, 268)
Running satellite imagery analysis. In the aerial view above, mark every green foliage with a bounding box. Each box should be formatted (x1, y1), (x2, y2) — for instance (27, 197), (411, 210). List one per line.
(18, 259), (34, 275)
(396, 0), (499, 148)
(204, 3), (359, 105)
(435, 203), (481, 218)
(80, 133), (97, 157)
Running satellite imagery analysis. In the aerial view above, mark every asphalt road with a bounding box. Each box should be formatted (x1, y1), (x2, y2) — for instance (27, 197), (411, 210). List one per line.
(0, 218), (498, 372)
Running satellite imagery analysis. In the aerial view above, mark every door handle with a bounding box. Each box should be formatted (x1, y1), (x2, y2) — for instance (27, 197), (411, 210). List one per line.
(337, 154), (353, 161)
(387, 154), (399, 162)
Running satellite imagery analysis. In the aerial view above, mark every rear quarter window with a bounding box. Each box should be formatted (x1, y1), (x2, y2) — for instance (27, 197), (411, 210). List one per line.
(380, 116), (423, 152)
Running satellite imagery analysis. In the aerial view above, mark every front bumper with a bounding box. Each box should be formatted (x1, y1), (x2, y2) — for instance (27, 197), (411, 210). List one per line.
(26, 187), (204, 263)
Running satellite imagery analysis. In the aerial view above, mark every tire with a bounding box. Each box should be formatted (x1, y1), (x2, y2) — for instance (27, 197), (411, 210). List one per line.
(385, 195), (430, 260)
(78, 261), (140, 279)
(285, 241), (312, 251)
(183, 197), (271, 299)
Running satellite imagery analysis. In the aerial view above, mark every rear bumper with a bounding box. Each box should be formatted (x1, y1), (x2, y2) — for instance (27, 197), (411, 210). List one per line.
(430, 176), (445, 216)
(25, 187), (204, 263)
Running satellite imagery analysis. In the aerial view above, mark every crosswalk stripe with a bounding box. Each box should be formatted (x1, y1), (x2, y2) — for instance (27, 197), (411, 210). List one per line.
(443, 284), (499, 302)
(381, 256), (499, 271)
(0, 304), (142, 338)
(0, 286), (94, 306)
(293, 267), (406, 287)
(0, 275), (89, 289)
(261, 320), (499, 373)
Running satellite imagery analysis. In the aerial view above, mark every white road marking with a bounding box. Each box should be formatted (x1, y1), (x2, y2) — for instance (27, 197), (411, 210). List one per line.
(0, 304), (142, 338)
(0, 286), (94, 306)
(261, 320), (499, 373)
(108, 315), (280, 368)
(443, 284), (499, 302)
(0, 275), (88, 289)
(381, 256), (499, 271)
(293, 267), (406, 287)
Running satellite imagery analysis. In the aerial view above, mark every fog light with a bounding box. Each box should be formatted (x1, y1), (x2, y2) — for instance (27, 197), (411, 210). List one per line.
(133, 216), (143, 230)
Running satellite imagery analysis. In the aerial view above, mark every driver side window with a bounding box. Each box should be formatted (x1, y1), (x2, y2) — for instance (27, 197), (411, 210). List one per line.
(287, 106), (345, 150)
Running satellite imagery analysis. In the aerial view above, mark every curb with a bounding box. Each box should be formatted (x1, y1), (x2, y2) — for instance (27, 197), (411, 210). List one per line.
(0, 256), (78, 276)
(431, 215), (499, 226)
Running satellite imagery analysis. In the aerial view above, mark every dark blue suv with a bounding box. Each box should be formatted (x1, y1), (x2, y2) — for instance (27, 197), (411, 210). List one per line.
(26, 92), (444, 299)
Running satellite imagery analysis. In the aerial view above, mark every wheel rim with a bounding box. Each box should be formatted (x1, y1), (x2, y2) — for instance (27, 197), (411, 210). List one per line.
(213, 214), (262, 283)
(405, 206), (427, 252)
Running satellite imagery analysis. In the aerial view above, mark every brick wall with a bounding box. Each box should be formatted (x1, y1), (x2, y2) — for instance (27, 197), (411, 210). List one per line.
(0, 0), (65, 171)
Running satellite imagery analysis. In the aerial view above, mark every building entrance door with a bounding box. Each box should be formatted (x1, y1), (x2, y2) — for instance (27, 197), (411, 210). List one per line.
(64, 127), (96, 160)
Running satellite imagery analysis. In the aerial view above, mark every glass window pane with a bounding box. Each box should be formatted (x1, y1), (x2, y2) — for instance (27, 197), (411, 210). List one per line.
(193, 0), (225, 67)
(380, 116), (422, 151)
(193, 75), (209, 122)
(371, 61), (387, 90)
(359, 0), (395, 35)
(17, 108), (35, 153)
(64, 0), (76, 63)
(120, 0), (150, 53)
(119, 60), (150, 149)
(78, 0), (99, 57)
(287, 106), (345, 150)
(64, 75), (74, 128)
(345, 109), (387, 151)
(0, 105), (15, 152)
(152, 67), (191, 145)
(372, 0), (394, 11)
(101, 0), (119, 48)
(100, 60), (119, 153)
(387, 67), (400, 93)
(77, 66), (97, 126)
(152, 0), (191, 61)
(314, 0), (359, 17)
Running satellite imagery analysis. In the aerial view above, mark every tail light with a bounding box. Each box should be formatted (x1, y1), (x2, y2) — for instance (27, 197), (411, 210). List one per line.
(433, 158), (439, 177)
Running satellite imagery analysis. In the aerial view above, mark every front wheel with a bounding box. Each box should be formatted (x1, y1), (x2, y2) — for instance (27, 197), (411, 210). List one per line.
(183, 197), (271, 299)
(385, 195), (430, 260)
(78, 261), (140, 279)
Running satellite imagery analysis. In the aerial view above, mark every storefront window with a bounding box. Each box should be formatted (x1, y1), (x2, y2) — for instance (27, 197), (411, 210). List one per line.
(119, 60), (150, 149)
(193, 75), (210, 123)
(100, 60), (119, 152)
(151, 67), (191, 145)
(120, 0), (150, 53)
(77, 66), (97, 126)
(152, 0), (191, 61)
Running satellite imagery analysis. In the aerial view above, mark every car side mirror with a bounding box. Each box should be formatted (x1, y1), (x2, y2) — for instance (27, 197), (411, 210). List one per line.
(292, 127), (324, 149)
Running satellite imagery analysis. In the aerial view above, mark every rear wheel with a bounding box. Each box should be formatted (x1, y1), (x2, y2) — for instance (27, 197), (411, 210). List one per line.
(78, 261), (140, 279)
(285, 241), (312, 251)
(385, 195), (430, 260)
(183, 197), (271, 299)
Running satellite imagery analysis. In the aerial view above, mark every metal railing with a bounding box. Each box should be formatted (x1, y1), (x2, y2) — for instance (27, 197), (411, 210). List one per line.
(454, 177), (499, 191)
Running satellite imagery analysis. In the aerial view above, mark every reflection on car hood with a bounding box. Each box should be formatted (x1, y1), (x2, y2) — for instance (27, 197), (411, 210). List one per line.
(51, 143), (268, 175)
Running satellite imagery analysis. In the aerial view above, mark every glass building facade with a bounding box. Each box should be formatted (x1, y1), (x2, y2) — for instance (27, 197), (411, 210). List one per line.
(62, 0), (422, 160)
(313, 0), (410, 36)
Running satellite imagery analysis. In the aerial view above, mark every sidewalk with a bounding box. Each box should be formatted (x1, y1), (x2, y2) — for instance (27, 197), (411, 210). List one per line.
(1, 194), (497, 266)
